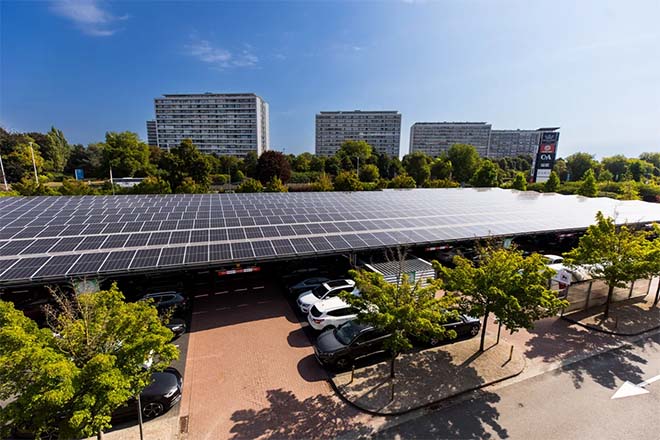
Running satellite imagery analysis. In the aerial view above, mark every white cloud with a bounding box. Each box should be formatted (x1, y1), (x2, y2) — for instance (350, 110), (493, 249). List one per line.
(50, 0), (127, 36)
(185, 36), (258, 69)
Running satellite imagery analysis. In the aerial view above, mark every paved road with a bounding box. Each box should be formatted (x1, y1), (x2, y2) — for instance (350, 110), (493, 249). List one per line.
(376, 331), (660, 440)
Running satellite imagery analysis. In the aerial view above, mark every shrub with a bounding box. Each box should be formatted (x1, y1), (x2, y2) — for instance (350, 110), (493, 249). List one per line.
(334, 171), (363, 191)
(388, 174), (416, 189)
(236, 178), (264, 193)
(289, 171), (322, 184)
(425, 179), (460, 188)
(311, 173), (333, 191)
(211, 174), (230, 185)
(265, 176), (288, 192)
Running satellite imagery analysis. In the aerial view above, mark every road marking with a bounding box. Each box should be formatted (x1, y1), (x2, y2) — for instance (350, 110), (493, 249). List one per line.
(194, 294), (209, 298)
(215, 291), (229, 295)
(611, 374), (660, 399)
(257, 300), (272, 304)
(252, 286), (265, 290)
(192, 311), (208, 315)
(235, 288), (248, 292)
(237, 303), (248, 307)
(215, 307), (229, 311)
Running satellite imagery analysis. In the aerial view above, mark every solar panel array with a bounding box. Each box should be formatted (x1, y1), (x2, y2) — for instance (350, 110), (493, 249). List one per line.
(1, 188), (659, 285)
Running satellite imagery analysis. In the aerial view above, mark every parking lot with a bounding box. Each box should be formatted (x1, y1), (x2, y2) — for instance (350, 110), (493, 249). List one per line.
(177, 272), (365, 439)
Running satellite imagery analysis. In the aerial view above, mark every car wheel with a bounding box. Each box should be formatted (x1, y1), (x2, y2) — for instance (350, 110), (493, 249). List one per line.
(142, 402), (165, 419)
(429, 337), (440, 346)
(470, 325), (480, 337)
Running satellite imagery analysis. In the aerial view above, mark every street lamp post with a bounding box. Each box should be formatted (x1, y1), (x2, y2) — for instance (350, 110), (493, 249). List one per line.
(0, 149), (8, 190)
(29, 142), (39, 184)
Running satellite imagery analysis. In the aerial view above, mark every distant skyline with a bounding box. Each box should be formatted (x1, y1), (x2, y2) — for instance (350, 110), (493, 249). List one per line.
(1, 0), (659, 158)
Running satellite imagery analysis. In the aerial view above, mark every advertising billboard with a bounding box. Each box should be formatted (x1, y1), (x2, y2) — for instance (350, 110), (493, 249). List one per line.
(533, 132), (559, 183)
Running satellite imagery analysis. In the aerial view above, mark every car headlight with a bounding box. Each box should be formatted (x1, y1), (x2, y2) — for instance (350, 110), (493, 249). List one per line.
(164, 388), (177, 398)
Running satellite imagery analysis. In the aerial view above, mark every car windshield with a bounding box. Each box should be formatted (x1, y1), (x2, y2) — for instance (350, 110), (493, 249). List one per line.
(335, 322), (364, 345)
(311, 284), (330, 298)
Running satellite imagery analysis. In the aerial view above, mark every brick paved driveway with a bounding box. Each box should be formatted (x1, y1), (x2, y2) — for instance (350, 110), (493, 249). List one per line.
(178, 275), (368, 440)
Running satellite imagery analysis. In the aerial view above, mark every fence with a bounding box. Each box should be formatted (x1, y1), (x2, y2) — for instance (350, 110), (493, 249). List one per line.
(559, 278), (653, 315)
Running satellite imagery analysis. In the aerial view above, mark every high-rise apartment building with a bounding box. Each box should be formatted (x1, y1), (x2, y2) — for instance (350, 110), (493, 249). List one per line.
(315, 111), (402, 157)
(148, 93), (269, 156)
(146, 120), (157, 147)
(409, 122), (492, 157)
(409, 122), (559, 159)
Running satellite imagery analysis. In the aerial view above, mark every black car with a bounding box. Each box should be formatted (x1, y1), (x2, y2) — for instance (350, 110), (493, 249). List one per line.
(140, 291), (188, 316)
(12, 368), (183, 438)
(112, 367), (183, 421)
(421, 314), (481, 346)
(314, 321), (391, 370)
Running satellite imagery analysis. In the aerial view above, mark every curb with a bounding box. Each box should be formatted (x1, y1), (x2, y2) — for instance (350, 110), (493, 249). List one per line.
(328, 356), (527, 417)
(561, 315), (660, 337)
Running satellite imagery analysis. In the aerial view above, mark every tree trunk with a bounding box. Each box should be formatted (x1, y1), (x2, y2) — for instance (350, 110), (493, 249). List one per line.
(480, 309), (489, 352)
(389, 353), (396, 379)
(97, 430), (104, 440)
(604, 284), (615, 319)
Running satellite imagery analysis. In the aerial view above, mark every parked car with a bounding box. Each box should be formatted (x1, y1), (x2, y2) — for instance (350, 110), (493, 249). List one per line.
(140, 291), (187, 316)
(416, 314), (481, 346)
(12, 367), (183, 438)
(307, 296), (358, 331)
(165, 317), (187, 340)
(288, 276), (331, 296)
(297, 279), (357, 314)
(313, 321), (391, 370)
(112, 367), (183, 421)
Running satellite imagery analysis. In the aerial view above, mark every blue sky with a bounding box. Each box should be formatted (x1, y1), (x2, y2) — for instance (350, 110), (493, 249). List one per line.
(1, 0), (658, 158)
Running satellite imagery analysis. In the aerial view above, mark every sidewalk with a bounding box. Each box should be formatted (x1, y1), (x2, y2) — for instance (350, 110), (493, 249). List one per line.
(331, 336), (525, 415)
(562, 295), (660, 336)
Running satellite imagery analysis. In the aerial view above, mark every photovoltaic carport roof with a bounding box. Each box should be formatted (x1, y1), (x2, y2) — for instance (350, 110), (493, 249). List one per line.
(1, 188), (660, 285)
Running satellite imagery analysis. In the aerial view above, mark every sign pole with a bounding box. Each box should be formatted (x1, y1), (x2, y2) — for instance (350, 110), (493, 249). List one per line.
(29, 142), (39, 184)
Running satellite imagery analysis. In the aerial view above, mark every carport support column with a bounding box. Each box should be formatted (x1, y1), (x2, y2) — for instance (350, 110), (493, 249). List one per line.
(654, 278), (660, 306)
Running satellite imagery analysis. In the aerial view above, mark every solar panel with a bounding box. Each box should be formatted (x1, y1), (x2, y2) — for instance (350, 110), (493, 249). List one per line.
(2, 189), (660, 284)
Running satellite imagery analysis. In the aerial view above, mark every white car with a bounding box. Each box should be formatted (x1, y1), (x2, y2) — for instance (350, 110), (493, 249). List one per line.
(307, 296), (358, 331)
(297, 279), (356, 314)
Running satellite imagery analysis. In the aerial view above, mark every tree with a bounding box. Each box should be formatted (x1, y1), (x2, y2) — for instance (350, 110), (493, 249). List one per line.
(40, 127), (71, 173)
(639, 152), (660, 171)
(101, 132), (151, 178)
(601, 155), (629, 181)
(60, 178), (96, 196)
(243, 151), (258, 178)
(339, 263), (458, 378)
(257, 151), (292, 184)
(544, 171), (560, 192)
(565, 152), (595, 181)
(403, 152), (431, 186)
(598, 169), (614, 182)
(336, 140), (372, 164)
(358, 164), (379, 183)
(447, 144), (480, 183)
(0, 284), (178, 438)
(309, 155), (325, 172)
(265, 176), (288, 192)
(512, 172), (527, 191)
(628, 159), (654, 182)
(333, 171), (363, 191)
(564, 213), (658, 319)
(236, 177), (264, 193)
(131, 175), (172, 194)
(292, 152), (313, 172)
(311, 173), (333, 191)
(388, 173), (416, 189)
(175, 176), (205, 194)
(11, 176), (57, 196)
(6, 141), (45, 181)
(65, 144), (104, 179)
(553, 158), (569, 182)
(324, 156), (341, 175)
(430, 156), (452, 180)
(435, 246), (566, 352)
(577, 169), (598, 197)
(618, 181), (640, 200)
(471, 160), (500, 187)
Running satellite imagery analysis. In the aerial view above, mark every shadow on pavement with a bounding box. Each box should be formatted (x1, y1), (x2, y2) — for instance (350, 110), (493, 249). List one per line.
(296, 354), (328, 383)
(229, 389), (370, 439)
(287, 327), (312, 348)
(523, 318), (649, 389)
